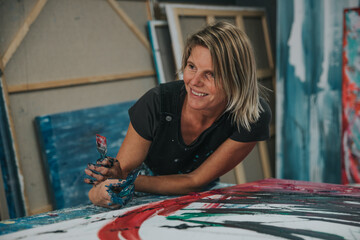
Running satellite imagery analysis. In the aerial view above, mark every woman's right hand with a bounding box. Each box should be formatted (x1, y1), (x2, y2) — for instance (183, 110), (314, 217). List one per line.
(84, 157), (122, 185)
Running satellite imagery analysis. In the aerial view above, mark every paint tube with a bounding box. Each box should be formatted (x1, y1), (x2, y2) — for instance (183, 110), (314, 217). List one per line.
(96, 134), (107, 161)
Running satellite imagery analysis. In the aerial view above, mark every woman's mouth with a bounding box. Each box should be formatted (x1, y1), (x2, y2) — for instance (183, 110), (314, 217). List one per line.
(191, 88), (208, 97)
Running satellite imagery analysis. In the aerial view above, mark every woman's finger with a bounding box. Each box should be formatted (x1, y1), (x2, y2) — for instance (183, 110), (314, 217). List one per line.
(88, 164), (110, 176)
(97, 157), (118, 168)
(84, 178), (99, 185)
(84, 168), (105, 181)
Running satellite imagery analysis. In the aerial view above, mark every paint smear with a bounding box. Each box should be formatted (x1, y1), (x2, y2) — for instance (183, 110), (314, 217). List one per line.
(98, 179), (360, 240)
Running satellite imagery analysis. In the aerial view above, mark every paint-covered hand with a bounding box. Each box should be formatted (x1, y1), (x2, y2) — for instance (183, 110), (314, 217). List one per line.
(106, 169), (139, 207)
(88, 170), (139, 208)
(84, 157), (122, 185)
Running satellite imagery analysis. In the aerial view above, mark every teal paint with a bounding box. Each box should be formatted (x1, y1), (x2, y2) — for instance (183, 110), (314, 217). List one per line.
(276, 0), (360, 183)
(0, 70), (26, 218)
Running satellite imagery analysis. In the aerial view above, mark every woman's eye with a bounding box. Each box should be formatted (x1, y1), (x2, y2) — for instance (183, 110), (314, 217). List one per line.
(206, 72), (214, 80)
(187, 63), (195, 70)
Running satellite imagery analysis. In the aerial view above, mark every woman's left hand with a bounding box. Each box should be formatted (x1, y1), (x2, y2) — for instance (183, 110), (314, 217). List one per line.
(88, 179), (121, 208)
(88, 172), (138, 208)
(84, 157), (122, 185)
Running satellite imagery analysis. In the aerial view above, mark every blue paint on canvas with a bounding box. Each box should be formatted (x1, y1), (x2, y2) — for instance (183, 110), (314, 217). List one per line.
(0, 71), (26, 218)
(35, 100), (136, 210)
(276, 0), (359, 183)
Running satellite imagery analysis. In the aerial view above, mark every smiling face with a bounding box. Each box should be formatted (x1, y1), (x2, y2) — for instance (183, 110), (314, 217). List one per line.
(183, 45), (227, 116)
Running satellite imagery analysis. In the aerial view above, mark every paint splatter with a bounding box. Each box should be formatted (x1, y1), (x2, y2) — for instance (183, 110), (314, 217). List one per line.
(98, 179), (360, 240)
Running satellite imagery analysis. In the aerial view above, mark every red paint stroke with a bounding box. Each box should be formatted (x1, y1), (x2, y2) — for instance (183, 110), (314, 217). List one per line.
(98, 191), (216, 239)
(341, 8), (360, 184)
(98, 179), (360, 240)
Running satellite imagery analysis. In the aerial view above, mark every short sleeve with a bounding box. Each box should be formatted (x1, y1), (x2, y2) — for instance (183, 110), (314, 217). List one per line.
(230, 98), (272, 142)
(128, 86), (160, 141)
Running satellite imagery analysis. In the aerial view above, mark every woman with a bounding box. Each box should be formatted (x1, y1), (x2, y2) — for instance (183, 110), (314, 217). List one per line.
(85, 22), (271, 207)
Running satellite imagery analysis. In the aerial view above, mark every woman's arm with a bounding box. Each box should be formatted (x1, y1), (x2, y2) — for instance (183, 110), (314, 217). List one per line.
(87, 122), (151, 206)
(85, 122), (151, 181)
(88, 122), (256, 205)
(134, 138), (256, 195)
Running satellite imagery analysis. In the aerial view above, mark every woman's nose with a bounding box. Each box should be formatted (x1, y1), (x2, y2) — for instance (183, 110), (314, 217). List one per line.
(189, 73), (203, 86)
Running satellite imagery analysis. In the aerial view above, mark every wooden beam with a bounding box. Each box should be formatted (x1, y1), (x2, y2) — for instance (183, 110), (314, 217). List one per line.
(146, 0), (153, 21)
(257, 68), (275, 79)
(258, 141), (272, 179)
(107, 0), (151, 53)
(2, 0), (47, 68)
(206, 16), (215, 25)
(236, 16), (245, 30)
(8, 70), (156, 94)
(28, 204), (52, 216)
(176, 8), (264, 18)
(234, 163), (246, 184)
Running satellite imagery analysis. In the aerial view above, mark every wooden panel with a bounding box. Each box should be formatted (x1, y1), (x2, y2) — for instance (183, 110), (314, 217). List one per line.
(35, 100), (136, 209)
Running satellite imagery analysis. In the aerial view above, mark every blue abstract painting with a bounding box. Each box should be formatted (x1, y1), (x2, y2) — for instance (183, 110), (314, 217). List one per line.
(35, 100), (136, 210)
(276, 0), (359, 183)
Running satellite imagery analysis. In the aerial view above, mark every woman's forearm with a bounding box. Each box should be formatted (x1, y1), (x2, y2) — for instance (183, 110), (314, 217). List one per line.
(134, 174), (202, 195)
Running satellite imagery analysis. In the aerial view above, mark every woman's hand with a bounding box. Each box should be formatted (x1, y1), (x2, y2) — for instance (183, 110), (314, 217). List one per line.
(88, 179), (121, 208)
(84, 157), (123, 185)
(88, 171), (139, 208)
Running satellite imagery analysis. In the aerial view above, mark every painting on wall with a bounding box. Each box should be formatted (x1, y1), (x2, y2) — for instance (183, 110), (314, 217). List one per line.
(276, 0), (360, 183)
(2, 179), (359, 240)
(342, 8), (360, 184)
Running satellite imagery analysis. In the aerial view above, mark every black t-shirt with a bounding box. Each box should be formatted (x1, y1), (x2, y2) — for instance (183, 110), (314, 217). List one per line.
(129, 81), (271, 175)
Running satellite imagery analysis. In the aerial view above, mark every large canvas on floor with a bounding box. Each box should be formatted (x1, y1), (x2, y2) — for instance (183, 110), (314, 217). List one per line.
(1, 179), (359, 240)
(342, 8), (360, 184)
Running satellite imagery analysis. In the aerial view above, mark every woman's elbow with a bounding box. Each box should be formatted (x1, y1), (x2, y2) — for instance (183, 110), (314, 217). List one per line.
(183, 173), (209, 194)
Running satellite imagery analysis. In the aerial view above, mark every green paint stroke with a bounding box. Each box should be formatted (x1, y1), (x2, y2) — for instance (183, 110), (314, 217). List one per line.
(167, 212), (223, 221)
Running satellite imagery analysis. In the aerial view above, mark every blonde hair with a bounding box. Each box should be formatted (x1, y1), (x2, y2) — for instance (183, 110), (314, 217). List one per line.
(181, 21), (265, 131)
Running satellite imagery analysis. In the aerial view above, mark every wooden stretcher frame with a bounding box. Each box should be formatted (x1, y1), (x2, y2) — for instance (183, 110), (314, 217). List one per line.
(165, 4), (275, 184)
(148, 20), (168, 84)
(0, 0), (153, 218)
(148, 20), (177, 84)
(6, 0), (155, 94)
